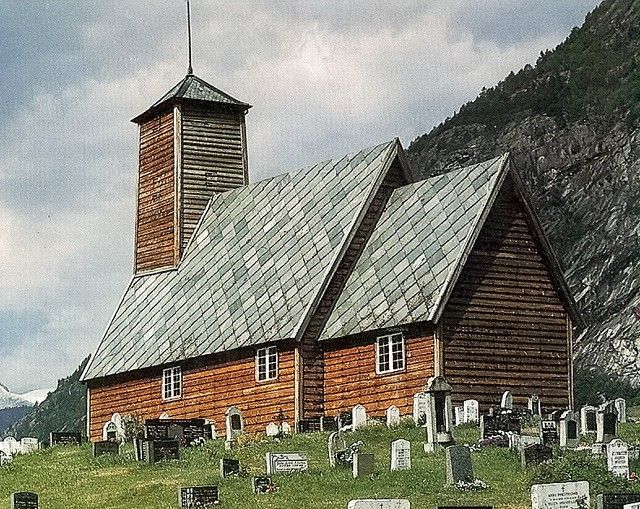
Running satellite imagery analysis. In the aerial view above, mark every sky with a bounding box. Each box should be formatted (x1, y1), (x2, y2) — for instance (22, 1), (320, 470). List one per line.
(0, 0), (600, 394)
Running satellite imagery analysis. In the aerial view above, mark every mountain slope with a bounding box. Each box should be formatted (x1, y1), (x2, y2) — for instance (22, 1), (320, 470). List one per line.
(407, 0), (640, 383)
(4, 358), (88, 441)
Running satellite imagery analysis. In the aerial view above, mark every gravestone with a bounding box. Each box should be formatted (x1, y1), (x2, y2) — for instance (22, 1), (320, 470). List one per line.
(179, 486), (219, 508)
(281, 422), (292, 435)
(480, 412), (521, 440)
(614, 398), (627, 423)
(49, 432), (82, 446)
(500, 391), (513, 410)
(145, 418), (210, 447)
(132, 438), (144, 461)
(347, 500), (410, 509)
(352, 405), (367, 430)
(454, 406), (464, 426)
(386, 406), (400, 428)
(423, 376), (455, 453)
(353, 452), (374, 478)
(328, 431), (347, 467)
(510, 434), (541, 450)
(144, 439), (180, 463)
(321, 416), (338, 432)
(266, 422), (279, 437)
(252, 476), (274, 494)
(0, 450), (13, 466)
(92, 441), (120, 457)
(597, 402), (618, 444)
(540, 419), (559, 446)
(597, 494), (640, 509)
(220, 458), (240, 477)
(297, 417), (322, 433)
(528, 395), (542, 416)
(10, 492), (38, 509)
(559, 410), (579, 448)
(521, 444), (553, 468)
(265, 452), (308, 474)
(445, 445), (474, 485)
(3, 437), (19, 455)
(607, 439), (629, 478)
(413, 392), (428, 426)
(463, 399), (479, 423)
(580, 406), (597, 434)
(390, 439), (411, 471)
(623, 504), (640, 509)
(531, 481), (590, 509)
(20, 438), (39, 454)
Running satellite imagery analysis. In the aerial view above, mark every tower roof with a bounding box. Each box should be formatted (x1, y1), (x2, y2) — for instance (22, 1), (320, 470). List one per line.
(131, 74), (251, 124)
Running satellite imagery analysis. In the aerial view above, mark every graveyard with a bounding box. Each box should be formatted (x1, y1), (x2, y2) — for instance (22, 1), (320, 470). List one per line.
(1, 405), (640, 509)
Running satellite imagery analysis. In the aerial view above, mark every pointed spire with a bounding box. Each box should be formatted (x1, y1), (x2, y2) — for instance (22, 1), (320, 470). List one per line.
(186, 0), (193, 75)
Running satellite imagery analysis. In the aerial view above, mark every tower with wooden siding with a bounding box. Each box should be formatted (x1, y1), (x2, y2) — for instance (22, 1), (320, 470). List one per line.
(131, 74), (251, 273)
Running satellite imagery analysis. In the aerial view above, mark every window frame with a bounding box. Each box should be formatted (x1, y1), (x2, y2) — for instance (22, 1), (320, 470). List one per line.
(255, 346), (279, 382)
(375, 332), (406, 375)
(162, 366), (182, 400)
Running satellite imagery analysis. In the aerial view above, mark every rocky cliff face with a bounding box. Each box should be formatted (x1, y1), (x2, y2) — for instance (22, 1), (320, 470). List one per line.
(407, 0), (640, 384)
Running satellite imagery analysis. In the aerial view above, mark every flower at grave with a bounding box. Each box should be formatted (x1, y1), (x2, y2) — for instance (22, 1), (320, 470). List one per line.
(454, 479), (488, 491)
(630, 471), (638, 481)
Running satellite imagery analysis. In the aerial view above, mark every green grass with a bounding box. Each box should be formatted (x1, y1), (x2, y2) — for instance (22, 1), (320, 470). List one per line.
(1, 420), (640, 509)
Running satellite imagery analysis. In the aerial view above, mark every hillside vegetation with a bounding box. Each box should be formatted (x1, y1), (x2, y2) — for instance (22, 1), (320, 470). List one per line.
(1, 422), (640, 509)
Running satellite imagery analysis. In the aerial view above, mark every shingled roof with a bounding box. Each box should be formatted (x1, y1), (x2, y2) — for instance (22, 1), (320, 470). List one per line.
(131, 74), (251, 124)
(82, 140), (402, 381)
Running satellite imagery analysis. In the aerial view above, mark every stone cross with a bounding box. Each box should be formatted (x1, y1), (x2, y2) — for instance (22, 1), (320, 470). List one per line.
(390, 439), (411, 471)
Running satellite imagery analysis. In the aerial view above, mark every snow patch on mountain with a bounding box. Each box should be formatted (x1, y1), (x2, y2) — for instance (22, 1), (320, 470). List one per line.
(0, 384), (51, 409)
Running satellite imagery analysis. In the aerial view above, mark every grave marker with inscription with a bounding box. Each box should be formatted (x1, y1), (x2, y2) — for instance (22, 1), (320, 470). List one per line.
(530, 481), (590, 509)
(386, 406), (400, 428)
(353, 452), (375, 478)
(347, 500), (410, 509)
(390, 439), (411, 471)
(607, 439), (629, 478)
(220, 458), (240, 477)
(540, 420), (559, 446)
(10, 492), (38, 509)
(445, 445), (474, 485)
(352, 405), (367, 430)
(265, 452), (308, 474)
(179, 486), (219, 508)
(521, 444), (553, 468)
(92, 441), (120, 457)
(597, 494), (640, 509)
(252, 476), (274, 494)
(328, 431), (347, 467)
(581, 406), (597, 434)
(49, 432), (82, 446)
(463, 399), (479, 424)
(144, 439), (180, 463)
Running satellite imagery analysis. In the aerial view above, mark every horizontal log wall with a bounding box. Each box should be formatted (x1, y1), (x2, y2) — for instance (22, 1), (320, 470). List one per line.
(441, 179), (571, 411)
(323, 328), (434, 418)
(180, 104), (247, 252)
(135, 111), (176, 272)
(88, 347), (295, 441)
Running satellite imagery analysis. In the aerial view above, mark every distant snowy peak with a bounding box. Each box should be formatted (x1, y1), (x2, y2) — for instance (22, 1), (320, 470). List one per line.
(0, 384), (51, 409)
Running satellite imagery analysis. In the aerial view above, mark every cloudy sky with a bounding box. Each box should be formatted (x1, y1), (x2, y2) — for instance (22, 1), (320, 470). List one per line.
(0, 0), (599, 393)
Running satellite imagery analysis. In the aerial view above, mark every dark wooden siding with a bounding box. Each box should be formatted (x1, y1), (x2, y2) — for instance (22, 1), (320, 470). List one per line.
(323, 327), (435, 417)
(135, 111), (176, 273)
(88, 346), (295, 441)
(298, 159), (408, 419)
(180, 104), (247, 252)
(441, 180), (570, 411)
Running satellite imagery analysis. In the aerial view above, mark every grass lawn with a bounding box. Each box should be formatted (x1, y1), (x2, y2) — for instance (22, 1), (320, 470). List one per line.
(1, 419), (640, 508)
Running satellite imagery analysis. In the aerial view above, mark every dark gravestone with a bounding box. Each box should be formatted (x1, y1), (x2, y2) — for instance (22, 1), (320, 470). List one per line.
(567, 420), (578, 441)
(604, 413), (617, 435)
(297, 418), (322, 433)
(321, 416), (338, 432)
(144, 418), (209, 447)
(179, 486), (219, 508)
(540, 420), (559, 446)
(133, 438), (144, 461)
(145, 439), (180, 463)
(335, 450), (351, 466)
(521, 444), (553, 468)
(49, 432), (82, 446)
(339, 412), (353, 428)
(596, 494), (640, 509)
(252, 476), (273, 494)
(481, 413), (521, 439)
(11, 492), (38, 509)
(92, 441), (120, 457)
(586, 412), (597, 431)
(550, 410), (563, 422)
(220, 458), (240, 477)
(445, 445), (474, 485)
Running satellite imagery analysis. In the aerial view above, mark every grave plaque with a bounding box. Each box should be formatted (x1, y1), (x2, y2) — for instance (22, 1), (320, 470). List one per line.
(347, 500), (410, 509)
(145, 439), (180, 463)
(353, 452), (375, 478)
(597, 494), (640, 509)
(92, 441), (120, 457)
(10, 492), (38, 509)
(607, 439), (629, 478)
(297, 418), (322, 433)
(265, 452), (308, 474)
(531, 481), (590, 509)
(49, 432), (82, 446)
(540, 420), (559, 446)
(445, 445), (474, 485)
(179, 486), (219, 508)
(252, 476), (273, 494)
(521, 444), (553, 468)
(220, 458), (240, 477)
(321, 416), (338, 432)
(145, 418), (209, 447)
(390, 439), (411, 471)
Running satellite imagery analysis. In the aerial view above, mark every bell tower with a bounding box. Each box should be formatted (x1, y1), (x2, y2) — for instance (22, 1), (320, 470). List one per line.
(131, 74), (251, 273)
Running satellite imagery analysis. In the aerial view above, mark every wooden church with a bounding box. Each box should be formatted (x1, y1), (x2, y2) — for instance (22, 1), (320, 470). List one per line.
(81, 71), (581, 441)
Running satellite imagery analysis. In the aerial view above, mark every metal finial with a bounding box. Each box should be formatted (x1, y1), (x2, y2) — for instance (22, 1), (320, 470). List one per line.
(186, 0), (193, 75)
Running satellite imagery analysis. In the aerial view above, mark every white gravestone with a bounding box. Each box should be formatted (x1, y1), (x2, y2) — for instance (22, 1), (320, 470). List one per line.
(454, 406), (464, 426)
(615, 398), (627, 423)
(347, 500), (410, 509)
(281, 422), (292, 435)
(390, 439), (411, 471)
(607, 438), (629, 478)
(352, 405), (367, 430)
(623, 504), (640, 509)
(265, 452), (308, 474)
(413, 392), (428, 426)
(20, 438), (39, 454)
(266, 423), (279, 437)
(463, 399), (479, 423)
(386, 406), (400, 428)
(3, 437), (20, 455)
(501, 391), (513, 410)
(531, 481), (590, 509)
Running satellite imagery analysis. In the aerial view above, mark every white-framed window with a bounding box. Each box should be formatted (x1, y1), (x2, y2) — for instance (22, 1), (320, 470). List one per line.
(162, 366), (182, 400)
(376, 333), (405, 374)
(256, 346), (278, 382)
